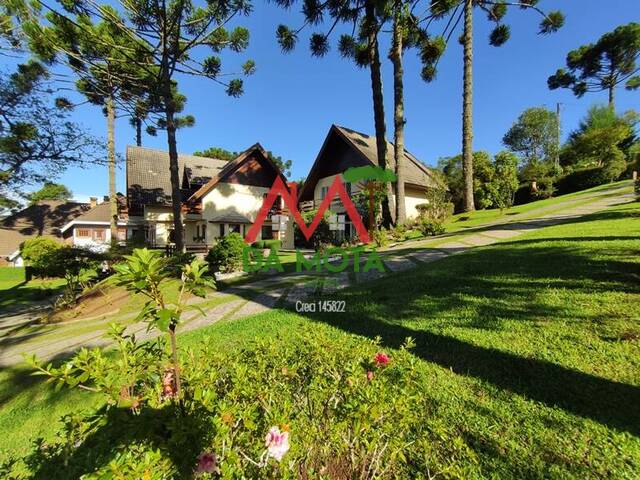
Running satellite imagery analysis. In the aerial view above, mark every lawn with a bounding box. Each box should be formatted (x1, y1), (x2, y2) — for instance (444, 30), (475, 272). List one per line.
(443, 179), (630, 233)
(0, 267), (65, 310)
(1, 200), (639, 477)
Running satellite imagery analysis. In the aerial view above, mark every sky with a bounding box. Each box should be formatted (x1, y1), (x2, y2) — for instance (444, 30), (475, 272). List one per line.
(4, 0), (639, 202)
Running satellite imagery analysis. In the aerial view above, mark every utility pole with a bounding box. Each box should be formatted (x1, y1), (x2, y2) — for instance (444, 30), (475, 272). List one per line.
(556, 102), (562, 168)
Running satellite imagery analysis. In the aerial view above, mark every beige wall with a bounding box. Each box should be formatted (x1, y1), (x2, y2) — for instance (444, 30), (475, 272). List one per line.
(201, 183), (271, 244)
(313, 174), (427, 220)
(144, 206), (173, 246)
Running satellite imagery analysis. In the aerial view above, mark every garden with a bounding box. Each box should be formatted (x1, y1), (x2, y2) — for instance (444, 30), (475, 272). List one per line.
(1, 199), (638, 479)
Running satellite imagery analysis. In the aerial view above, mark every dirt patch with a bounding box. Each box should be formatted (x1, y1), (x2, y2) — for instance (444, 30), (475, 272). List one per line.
(47, 284), (132, 323)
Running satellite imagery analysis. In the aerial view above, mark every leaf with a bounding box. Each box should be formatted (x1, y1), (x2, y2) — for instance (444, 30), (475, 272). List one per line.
(156, 308), (175, 332)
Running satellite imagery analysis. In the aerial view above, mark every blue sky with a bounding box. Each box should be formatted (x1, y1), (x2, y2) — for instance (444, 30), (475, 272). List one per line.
(6, 0), (639, 201)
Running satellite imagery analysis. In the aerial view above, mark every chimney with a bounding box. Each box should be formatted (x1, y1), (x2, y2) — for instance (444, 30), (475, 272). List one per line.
(89, 197), (98, 208)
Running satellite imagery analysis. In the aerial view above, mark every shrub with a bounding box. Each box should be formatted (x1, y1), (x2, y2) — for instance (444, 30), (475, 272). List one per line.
(294, 209), (335, 250)
(5, 329), (473, 479)
(635, 177), (640, 200)
(20, 237), (62, 274)
(388, 224), (408, 242)
(165, 251), (195, 277)
(418, 218), (445, 237)
(371, 227), (389, 247)
(263, 239), (281, 253)
(206, 233), (246, 273)
(555, 167), (612, 195)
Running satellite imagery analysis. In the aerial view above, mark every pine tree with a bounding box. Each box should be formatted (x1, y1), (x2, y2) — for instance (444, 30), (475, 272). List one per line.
(548, 23), (640, 109)
(425, 0), (563, 212)
(27, 5), (153, 245)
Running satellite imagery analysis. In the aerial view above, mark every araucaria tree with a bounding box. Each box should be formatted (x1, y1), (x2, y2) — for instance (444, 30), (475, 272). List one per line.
(426, 0), (564, 212)
(275, 0), (397, 227)
(27, 5), (153, 245)
(548, 22), (640, 109)
(120, 0), (256, 252)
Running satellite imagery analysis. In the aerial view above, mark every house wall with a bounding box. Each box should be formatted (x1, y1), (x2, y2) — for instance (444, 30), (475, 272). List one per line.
(143, 206), (174, 246)
(72, 225), (110, 248)
(312, 174), (428, 220)
(201, 183), (269, 243)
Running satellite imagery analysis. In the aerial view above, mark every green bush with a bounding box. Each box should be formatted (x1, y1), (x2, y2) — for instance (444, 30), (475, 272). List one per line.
(206, 233), (246, 273)
(371, 227), (389, 247)
(20, 237), (62, 275)
(418, 218), (445, 237)
(555, 167), (612, 195)
(3, 328), (468, 479)
(388, 224), (408, 242)
(635, 177), (640, 201)
(263, 239), (281, 253)
(251, 240), (266, 249)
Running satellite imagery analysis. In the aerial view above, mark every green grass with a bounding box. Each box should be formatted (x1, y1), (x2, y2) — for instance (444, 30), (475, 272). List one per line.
(443, 179), (630, 233)
(1, 199), (639, 477)
(0, 267), (65, 310)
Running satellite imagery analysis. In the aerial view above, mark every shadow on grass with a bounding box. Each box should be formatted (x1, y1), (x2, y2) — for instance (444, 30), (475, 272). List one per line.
(15, 404), (210, 480)
(297, 237), (640, 436)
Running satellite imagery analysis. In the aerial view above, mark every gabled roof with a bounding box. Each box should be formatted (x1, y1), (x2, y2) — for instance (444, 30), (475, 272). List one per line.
(126, 146), (229, 207)
(188, 143), (289, 203)
(60, 196), (127, 232)
(332, 125), (439, 187)
(0, 200), (89, 256)
(299, 124), (440, 202)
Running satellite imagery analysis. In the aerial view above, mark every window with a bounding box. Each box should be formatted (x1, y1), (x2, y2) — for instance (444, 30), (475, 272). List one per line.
(261, 225), (272, 240)
(320, 186), (329, 200)
(345, 182), (352, 197)
(220, 224), (225, 238)
(229, 224), (241, 234)
(77, 229), (90, 237)
(94, 229), (105, 241)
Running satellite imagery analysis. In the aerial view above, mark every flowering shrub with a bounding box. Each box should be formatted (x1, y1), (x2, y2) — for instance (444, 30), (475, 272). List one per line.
(1, 327), (478, 478)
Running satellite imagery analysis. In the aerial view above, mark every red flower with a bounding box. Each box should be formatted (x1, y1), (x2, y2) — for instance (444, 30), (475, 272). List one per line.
(374, 352), (390, 367)
(195, 452), (218, 475)
(161, 368), (177, 399)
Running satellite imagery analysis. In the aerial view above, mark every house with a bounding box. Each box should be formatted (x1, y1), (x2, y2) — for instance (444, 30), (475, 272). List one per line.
(126, 144), (293, 251)
(0, 200), (91, 266)
(298, 125), (441, 236)
(60, 195), (129, 251)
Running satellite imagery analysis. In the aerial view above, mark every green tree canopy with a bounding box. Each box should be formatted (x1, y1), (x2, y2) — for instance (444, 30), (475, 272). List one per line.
(502, 107), (559, 167)
(26, 182), (72, 205)
(194, 147), (293, 177)
(193, 147), (237, 162)
(548, 23), (640, 108)
(0, 63), (100, 206)
(562, 105), (636, 180)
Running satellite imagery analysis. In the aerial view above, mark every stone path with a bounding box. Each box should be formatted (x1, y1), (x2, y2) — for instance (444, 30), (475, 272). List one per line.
(0, 183), (633, 367)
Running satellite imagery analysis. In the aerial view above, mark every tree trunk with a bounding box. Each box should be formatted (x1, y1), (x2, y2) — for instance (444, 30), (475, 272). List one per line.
(391, 2), (406, 225)
(608, 85), (615, 109)
(365, 0), (394, 228)
(162, 74), (185, 253)
(106, 96), (118, 246)
(135, 117), (142, 146)
(461, 0), (476, 212)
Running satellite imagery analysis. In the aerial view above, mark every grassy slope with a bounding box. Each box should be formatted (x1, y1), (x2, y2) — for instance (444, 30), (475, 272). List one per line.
(443, 180), (628, 232)
(0, 267), (65, 309)
(1, 200), (639, 477)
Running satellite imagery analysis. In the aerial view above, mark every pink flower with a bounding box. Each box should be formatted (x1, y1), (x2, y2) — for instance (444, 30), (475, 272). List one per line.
(161, 368), (177, 399)
(366, 370), (374, 381)
(195, 452), (218, 475)
(264, 426), (290, 461)
(374, 352), (390, 367)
